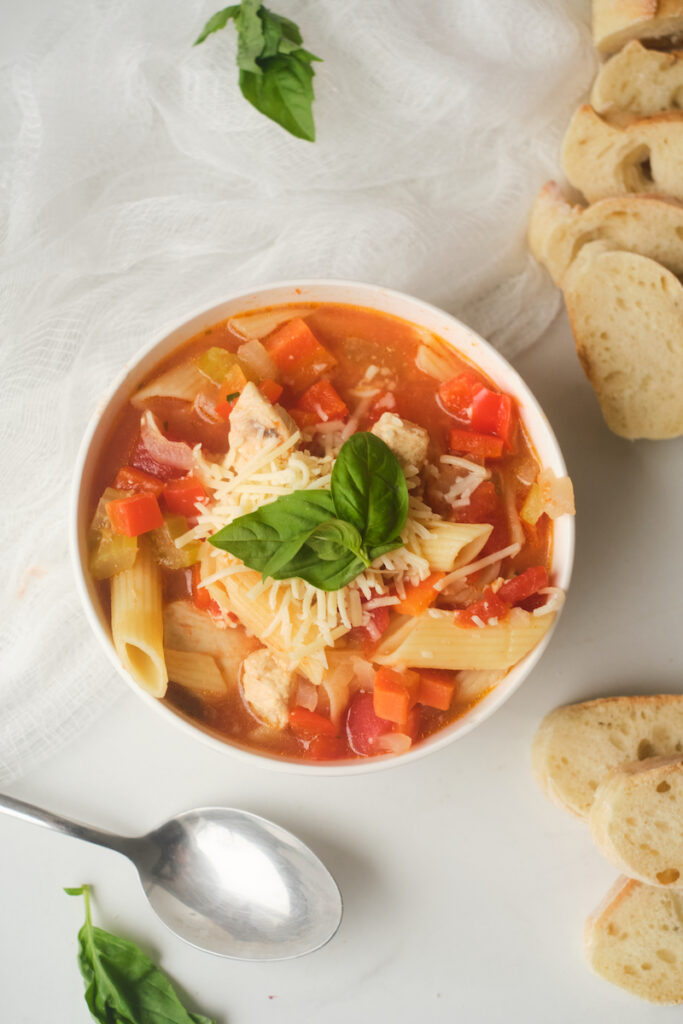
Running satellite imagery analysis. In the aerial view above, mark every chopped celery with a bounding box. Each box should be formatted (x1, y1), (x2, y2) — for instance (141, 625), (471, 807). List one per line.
(196, 346), (257, 385)
(90, 488), (129, 534)
(148, 515), (200, 569)
(88, 488), (138, 580)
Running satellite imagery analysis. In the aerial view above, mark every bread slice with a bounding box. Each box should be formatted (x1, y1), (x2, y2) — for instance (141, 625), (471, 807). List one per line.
(532, 696), (683, 818)
(590, 756), (683, 888)
(562, 105), (683, 203)
(585, 876), (683, 1002)
(528, 181), (683, 285)
(562, 240), (683, 439)
(593, 0), (683, 55)
(592, 41), (683, 115)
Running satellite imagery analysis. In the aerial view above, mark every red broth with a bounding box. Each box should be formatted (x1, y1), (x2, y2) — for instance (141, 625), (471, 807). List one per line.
(89, 302), (559, 763)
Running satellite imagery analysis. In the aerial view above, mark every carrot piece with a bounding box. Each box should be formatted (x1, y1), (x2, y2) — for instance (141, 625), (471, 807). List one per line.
(448, 428), (504, 459)
(163, 475), (207, 518)
(296, 379), (348, 422)
(417, 670), (456, 711)
(264, 318), (336, 391)
(191, 563), (222, 615)
(289, 707), (337, 737)
(258, 378), (284, 404)
(106, 493), (163, 537)
(113, 466), (165, 496)
(393, 572), (445, 616)
(373, 667), (420, 725)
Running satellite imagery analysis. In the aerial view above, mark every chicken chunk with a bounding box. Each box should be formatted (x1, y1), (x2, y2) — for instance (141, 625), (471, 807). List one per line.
(371, 412), (429, 470)
(240, 648), (295, 729)
(228, 381), (297, 468)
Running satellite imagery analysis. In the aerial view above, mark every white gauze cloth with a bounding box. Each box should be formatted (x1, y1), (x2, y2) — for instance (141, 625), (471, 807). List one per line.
(0, 0), (595, 782)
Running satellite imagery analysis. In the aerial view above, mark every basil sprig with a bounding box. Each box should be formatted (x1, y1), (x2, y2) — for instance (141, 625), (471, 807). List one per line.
(194, 1), (321, 142)
(65, 885), (214, 1024)
(209, 432), (409, 591)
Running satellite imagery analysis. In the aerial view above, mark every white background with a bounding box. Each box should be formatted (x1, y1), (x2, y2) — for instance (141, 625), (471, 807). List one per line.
(4, 313), (683, 1023)
(3, 2), (683, 1022)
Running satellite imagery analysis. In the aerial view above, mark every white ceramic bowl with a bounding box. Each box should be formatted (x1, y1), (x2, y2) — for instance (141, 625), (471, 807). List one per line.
(72, 280), (574, 775)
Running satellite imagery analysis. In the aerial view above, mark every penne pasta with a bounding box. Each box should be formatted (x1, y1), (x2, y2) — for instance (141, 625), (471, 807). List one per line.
(228, 307), (312, 341)
(373, 608), (555, 671)
(131, 360), (206, 407)
(164, 648), (228, 697)
(111, 540), (167, 697)
(415, 521), (492, 572)
(163, 599), (259, 686)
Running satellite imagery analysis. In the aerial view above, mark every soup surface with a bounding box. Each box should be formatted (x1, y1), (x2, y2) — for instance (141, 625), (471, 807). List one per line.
(88, 302), (574, 762)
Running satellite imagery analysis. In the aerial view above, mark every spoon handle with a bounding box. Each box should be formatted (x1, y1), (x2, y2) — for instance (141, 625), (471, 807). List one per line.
(0, 792), (134, 856)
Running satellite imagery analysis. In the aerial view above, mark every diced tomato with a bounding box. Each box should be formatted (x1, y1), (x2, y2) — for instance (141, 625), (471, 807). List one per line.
(417, 670), (456, 711)
(455, 588), (509, 627)
(437, 372), (480, 422)
(289, 707), (337, 737)
(348, 604), (391, 655)
(364, 390), (396, 426)
(345, 691), (394, 756)
(452, 479), (509, 557)
(305, 735), (348, 760)
(471, 387), (516, 451)
(113, 466), (164, 496)
(295, 379), (348, 422)
(497, 566), (549, 605)
(448, 428), (504, 459)
(288, 407), (319, 430)
(394, 572), (445, 616)
(163, 475), (208, 517)
(373, 667), (420, 725)
(106, 493), (164, 537)
(191, 563), (222, 615)
(265, 318), (337, 391)
(258, 378), (284, 404)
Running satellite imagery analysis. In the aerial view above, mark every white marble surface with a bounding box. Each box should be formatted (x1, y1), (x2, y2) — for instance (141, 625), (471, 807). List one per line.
(4, 309), (683, 1023)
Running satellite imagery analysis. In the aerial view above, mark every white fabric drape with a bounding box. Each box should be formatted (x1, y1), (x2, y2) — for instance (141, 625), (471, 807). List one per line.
(0, 0), (595, 781)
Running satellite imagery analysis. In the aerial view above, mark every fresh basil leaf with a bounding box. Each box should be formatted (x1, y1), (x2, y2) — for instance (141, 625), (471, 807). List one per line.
(194, 5), (240, 46)
(276, 542), (366, 591)
(66, 885), (215, 1024)
(306, 519), (366, 563)
(367, 537), (404, 562)
(331, 432), (409, 548)
(235, 0), (265, 74)
(239, 48), (320, 142)
(209, 489), (335, 578)
(259, 6), (302, 57)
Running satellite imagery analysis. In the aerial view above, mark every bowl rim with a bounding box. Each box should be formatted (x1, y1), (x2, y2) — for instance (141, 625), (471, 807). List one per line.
(70, 278), (575, 776)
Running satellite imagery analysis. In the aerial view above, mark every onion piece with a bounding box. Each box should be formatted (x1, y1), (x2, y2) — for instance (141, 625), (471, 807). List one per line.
(140, 411), (194, 473)
(295, 678), (318, 711)
(376, 732), (412, 755)
(237, 339), (279, 381)
(539, 468), (575, 519)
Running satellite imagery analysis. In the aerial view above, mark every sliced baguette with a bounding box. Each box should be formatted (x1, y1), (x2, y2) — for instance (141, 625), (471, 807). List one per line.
(585, 876), (683, 1003)
(532, 696), (683, 819)
(593, 0), (683, 55)
(562, 240), (683, 439)
(592, 40), (683, 115)
(590, 756), (683, 888)
(562, 105), (683, 203)
(528, 181), (683, 285)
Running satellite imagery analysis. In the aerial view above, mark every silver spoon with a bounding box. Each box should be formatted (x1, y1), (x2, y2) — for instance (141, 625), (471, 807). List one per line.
(0, 793), (342, 960)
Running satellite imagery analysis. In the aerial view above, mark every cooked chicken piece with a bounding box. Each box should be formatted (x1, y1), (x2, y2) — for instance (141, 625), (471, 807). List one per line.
(228, 381), (297, 468)
(240, 648), (295, 729)
(371, 412), (429, 470)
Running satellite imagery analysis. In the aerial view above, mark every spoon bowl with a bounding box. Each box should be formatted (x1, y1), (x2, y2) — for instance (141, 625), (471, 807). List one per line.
(0, 794), (342, 960)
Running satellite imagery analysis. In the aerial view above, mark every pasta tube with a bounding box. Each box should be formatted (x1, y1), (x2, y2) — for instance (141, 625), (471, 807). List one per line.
(132, 360), (206, 407)
(416, 521), (492, 572)
(111, 540), (167, 697)
(164, 648), (227, 697)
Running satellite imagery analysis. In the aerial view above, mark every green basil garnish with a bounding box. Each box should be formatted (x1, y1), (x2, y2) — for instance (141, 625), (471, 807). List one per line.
(194, 2), (321, 142)
(209, 432), (409, 590)
(65, 885), (214, 1024)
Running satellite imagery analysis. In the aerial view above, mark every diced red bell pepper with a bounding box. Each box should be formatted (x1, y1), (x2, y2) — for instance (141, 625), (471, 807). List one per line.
(455, 588), (509, 627)
(345, 691), (394, 756)
(289, 707), (337, 737)
(288, 407), (319, 430)
(305, 735), (348, 760)
(258, 378), (284, 404)
(471, 387), (516, 451)
(113, 465), (165, 496)
(448, 428), (504, 459)
(497, 566), (549, 606)
(295, 379), (348, 422)
(438, 372), (480, 422)
(106, 493), (164, 537)
(417, 670), (456, 711)
(163, 475), (208, 518)
(265, 318), (337, 392)
(373, 667), (420, 725)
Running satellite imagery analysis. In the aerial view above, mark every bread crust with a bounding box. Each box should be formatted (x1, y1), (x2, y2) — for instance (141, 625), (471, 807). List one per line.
(593, 0), (683, 54)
